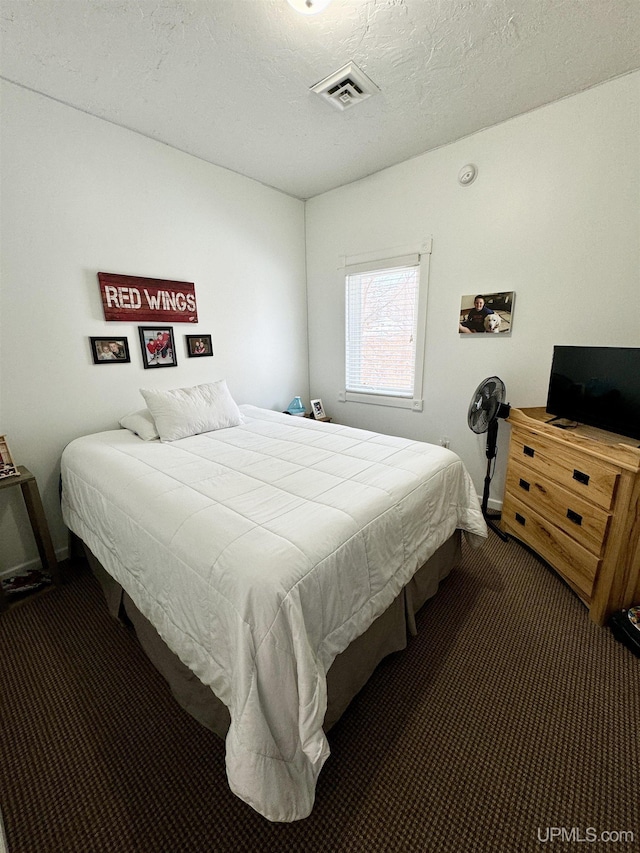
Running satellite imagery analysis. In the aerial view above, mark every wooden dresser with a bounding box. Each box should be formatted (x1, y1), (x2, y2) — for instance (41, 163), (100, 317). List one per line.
(500, 407), (640, 625)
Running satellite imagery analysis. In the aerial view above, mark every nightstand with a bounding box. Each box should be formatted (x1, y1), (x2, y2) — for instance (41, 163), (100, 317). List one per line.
(0, 466), (61, 611)
(304, 414), (333, 423)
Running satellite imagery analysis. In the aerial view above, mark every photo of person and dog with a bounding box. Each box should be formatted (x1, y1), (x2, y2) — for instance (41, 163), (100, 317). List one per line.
(459, 292), (514, 335)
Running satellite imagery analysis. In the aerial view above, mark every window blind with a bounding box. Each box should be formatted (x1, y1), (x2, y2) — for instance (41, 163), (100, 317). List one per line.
(345, 261), (420, 397)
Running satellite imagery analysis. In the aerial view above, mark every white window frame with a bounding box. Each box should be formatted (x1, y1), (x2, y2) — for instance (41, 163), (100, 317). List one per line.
(340, 239), (431, 411)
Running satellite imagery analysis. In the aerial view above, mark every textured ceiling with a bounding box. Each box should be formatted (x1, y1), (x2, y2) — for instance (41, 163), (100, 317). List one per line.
(1, 0), (639, 199)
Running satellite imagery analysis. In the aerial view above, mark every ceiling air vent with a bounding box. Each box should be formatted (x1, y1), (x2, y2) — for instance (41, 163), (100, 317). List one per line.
(311, 62), (380, 111)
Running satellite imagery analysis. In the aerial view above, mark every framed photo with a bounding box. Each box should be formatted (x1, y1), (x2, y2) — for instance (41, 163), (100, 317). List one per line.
(186, 334), (213, 358)
(138, 326), (177, 368)
(0, 435), (19, 479)
(459, 291), (514, 335)
(310, 399), (326, 420)
(90, 337), (131, 364)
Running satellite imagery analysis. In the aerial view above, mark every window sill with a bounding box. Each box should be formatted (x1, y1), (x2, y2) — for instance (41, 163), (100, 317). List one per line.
(342, 391), (423, 411)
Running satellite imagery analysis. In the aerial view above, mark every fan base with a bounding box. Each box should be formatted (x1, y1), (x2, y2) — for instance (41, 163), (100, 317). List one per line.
(484, 513), (508, 541)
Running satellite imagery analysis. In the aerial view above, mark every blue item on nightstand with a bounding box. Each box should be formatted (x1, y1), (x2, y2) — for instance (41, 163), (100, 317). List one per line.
(287, 396), (306, 416)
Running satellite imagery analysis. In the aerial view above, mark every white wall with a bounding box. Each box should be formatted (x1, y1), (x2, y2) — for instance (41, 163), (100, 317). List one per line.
(305, 72), (640, 503)
(2, 72), (639, 575)
(0, 81), (308, 574)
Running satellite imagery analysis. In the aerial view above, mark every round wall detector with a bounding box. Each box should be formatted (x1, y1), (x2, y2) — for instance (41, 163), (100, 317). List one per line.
(287, 0), (333, 13)
(458, 164), (478, 186)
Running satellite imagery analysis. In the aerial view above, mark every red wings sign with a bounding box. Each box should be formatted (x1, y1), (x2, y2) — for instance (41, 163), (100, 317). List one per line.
(98, 273), (198, 323)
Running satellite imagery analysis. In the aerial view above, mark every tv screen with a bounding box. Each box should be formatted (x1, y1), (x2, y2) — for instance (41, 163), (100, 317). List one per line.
(546, 346), (640, 441)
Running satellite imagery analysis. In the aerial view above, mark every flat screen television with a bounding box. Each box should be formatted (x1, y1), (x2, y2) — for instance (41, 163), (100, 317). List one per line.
(546, 346), (640, 441)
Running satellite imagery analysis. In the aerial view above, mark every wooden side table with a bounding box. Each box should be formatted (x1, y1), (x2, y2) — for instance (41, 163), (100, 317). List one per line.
(0, 466), (61, 611)
(304, 414), (333, 423)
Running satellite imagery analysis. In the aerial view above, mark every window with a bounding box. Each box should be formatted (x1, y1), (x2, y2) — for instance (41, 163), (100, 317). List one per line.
(343, 243), (431, 410)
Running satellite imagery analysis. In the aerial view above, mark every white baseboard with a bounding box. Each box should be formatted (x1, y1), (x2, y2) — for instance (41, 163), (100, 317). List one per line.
(0, 545), (69, 581)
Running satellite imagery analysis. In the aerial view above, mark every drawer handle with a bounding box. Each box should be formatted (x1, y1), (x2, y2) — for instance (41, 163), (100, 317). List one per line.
(515, 512), (526, 526)
(523, 445), (535, 458)
(518, 478), (530, 491)
(573, 469), (590, 486)
(567, 508), (583, 526)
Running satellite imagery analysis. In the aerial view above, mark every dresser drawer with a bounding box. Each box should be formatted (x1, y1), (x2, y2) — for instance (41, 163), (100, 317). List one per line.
(505, 459), (611, 556)
(502, 492), (600, 601)
(509, 428), (619, 511)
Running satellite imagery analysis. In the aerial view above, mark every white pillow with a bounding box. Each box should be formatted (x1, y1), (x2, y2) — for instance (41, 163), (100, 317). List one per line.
(119, 409), (160, 441)
(140, 380), (243, 441)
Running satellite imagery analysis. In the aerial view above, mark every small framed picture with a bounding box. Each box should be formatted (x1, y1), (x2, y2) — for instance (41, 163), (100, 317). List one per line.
(310, 399), (326, 420)
(90, 337), (131, 364)
(459, 291), (514, 335)
(0, 435), (19, 479)
(139, 326), (177, 368)
(186, 334), (213, 358)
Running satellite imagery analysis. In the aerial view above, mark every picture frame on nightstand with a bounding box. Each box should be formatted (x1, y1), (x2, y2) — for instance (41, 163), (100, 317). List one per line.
(0, 435), (19, 479)
(310, 399), (326, 420)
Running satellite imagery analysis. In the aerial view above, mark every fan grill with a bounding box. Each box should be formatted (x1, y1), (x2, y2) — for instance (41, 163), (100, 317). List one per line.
(468, 377), (505, 434)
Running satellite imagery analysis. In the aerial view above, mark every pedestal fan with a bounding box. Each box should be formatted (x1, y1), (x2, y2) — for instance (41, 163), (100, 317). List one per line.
(468, 376), (511, 539)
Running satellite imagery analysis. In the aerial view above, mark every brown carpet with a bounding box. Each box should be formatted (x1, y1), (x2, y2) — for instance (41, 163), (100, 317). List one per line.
(1, 533), (638, 853)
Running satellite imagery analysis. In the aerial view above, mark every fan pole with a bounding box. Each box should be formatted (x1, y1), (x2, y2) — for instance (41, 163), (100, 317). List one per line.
(482, 419), (508, 541)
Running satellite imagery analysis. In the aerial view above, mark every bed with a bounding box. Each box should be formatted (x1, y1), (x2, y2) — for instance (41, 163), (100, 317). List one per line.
(61, 385), (487, 821)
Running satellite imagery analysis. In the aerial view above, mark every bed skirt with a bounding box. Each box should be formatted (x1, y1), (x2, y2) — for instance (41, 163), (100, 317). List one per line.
(79, 530), (461, 736)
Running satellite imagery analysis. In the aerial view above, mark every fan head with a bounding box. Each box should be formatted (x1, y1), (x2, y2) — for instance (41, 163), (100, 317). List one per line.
(468, 376), (506, 434)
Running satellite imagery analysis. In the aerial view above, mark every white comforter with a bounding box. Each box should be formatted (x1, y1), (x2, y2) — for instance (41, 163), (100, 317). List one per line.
(61, 406), (487, 821)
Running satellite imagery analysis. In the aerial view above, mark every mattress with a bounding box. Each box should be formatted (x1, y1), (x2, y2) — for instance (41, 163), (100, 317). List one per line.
(61, 405), (487, 821)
